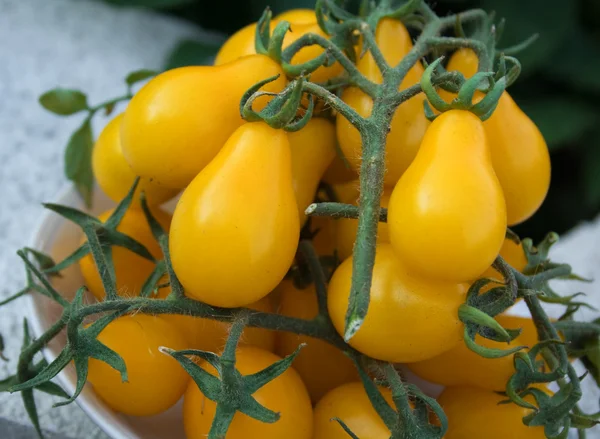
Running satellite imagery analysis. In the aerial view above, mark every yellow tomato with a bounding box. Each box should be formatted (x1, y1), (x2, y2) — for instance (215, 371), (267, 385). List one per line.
(92, 113), (178, 206)
(328, 244), (467, 363)
(121, 55), (286, 189)
(335, 181), (391, 260)
(289, 118), (336, 224)
(275, 280), (358, 403)
(163, 296), (275, 352)
(87, 314), (189, 416)
(215, 10), (341, 84)
(184, 346), (313, 439)
(443, 49), (551, 225)
(169, 123), (300, 308)
(438, 386), (546, 439)
(387, 110), (507, 282)
(313, 382), (393, 439)
(322, 154), (359, 185)
(79, 206), (171, 300)
(336, 19), (429, 187)
(407, 315), (538, 391)
(480, 238), (528, 281)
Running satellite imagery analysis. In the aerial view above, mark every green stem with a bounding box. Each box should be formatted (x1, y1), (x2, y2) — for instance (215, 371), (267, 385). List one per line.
(305, 202), (388, 222)
(88, 94), (132, 116)
(68, 296), (349, 351)
(302, 82), (366, 129)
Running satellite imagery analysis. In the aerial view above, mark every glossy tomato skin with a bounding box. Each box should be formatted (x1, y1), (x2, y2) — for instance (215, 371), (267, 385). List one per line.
(480, 238), (528, 281)
(289, 118), (336, 224)
(328, 244), (467, 363)
(438, 386), (546, 439)
(79, 206), (171, 300)
(313, 382), (393, 439)
(92, 113), (179, 205)
(215, 10), (341, 84)
(184, 346), (313, 439)
(407, 315), (538, 391)
(387, 110), (507, 282)
(443, 49), (551, 226)
(337, 19), (428, 187)
(121, 55), (286, 189)
(87, 314), (189, 416)
(275, 281), (358, 403)
(169, 123), (300, 308)
(335, 181), (391, 260)
(322, 153), (359, 185)
(163, 296), (275, 352)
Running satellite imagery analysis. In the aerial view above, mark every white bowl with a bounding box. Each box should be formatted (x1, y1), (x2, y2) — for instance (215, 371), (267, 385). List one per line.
(27, 186), (545, 439)
(27, 185), (186, 439)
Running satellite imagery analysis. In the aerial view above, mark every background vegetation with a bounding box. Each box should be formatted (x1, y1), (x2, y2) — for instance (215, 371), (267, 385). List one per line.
(98, 0), (600, 241)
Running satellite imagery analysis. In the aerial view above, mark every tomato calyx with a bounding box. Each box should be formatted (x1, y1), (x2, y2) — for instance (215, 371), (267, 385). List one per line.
(161, 317), (305, 438)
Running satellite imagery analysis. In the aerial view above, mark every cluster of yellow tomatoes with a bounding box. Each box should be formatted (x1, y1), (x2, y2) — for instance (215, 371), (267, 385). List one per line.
(84, 8), (551, 439)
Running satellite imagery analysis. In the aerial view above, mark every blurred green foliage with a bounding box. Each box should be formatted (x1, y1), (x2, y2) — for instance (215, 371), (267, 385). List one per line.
(99, 0), (600, 240)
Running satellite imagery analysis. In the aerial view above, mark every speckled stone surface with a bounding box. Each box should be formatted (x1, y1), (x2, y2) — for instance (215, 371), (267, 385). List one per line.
(0, 0), (207, 437)
(0, 0), (599, 438)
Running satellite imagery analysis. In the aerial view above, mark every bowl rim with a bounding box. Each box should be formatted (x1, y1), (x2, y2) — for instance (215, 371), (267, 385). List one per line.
(26, 184), (126, 439)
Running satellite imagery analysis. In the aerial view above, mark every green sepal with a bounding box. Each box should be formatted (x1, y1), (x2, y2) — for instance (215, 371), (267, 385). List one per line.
(458, 304), (511, 342)
(44, 244), (88, 274)
(282, 49), (328, 78)
(471, 76), (506, 120)
(244, 343), (305, 393)
(284, 94), (314, 132)
(420, 57), (451, 113)
(267, 21), (290, 64)
(240, 74), (282, 122)
(255, 8), (272, 56)
(104, 177), (139, 228)
(351, 357), (396, 428)
(141, 260), (167, 298)
(17, 251), (69, 306)
(161, 347), (223, 400)
(10, 347), (73, 393)
(22, 248), (58, 275)
(456, 71), (495, 108)
(140, 193), (186, 299)
(463, 326), (525, 359)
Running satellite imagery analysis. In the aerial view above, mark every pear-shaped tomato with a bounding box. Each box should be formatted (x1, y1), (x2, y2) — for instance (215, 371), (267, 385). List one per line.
(169, 123), (300, 308)
(387, 110), (507, 282)
(289, 118), (336, 224)
(313, 382), (394, 439)
(121, 55), (286, 189)
(336, 19), (428, 187)
(92, 114), (178, 205)
(275, 280), (358, 403)
(328, 244), (467, 363)
(407, 315), (538, 391)
(215, 10), (341, 84)
(443, 49), (551, 225)
(322, 154), (359, 184)
(438, 386), (546, 439)
(334, 181), (391, 260)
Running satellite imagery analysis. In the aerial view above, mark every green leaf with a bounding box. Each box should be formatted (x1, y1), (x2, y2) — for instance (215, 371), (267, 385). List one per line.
(165, 40), (221, 69)
(64, 120), (94, 206)
(101, 0), (194, 8)
(518, 98), (597, 151)
(484, 0), (578, 76)
(39, 88), (88, 116)
(125, 69), (158, 87)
